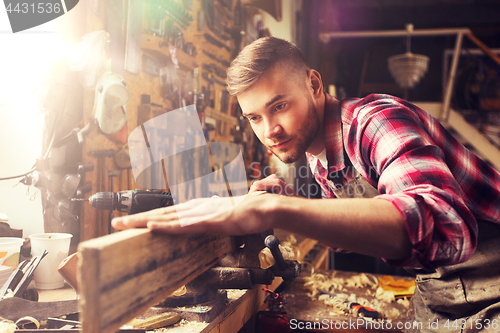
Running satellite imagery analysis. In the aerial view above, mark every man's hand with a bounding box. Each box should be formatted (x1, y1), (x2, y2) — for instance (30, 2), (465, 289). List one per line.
(111, 192), (276, 235)
(249, 174), (297, 196)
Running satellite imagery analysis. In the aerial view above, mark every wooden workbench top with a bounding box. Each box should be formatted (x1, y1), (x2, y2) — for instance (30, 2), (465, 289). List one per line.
(280, 270), (413, 333)
(37, 283), (77, 302)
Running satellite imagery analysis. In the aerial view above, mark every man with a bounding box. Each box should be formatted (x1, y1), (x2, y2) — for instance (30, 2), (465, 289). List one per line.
(112, 37), (500, 331)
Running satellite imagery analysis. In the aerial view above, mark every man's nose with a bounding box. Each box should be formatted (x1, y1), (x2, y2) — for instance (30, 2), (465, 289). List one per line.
(264, 120), (282, 139)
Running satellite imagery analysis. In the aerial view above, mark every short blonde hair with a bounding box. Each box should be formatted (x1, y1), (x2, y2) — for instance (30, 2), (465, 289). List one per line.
(226, 37), (309, 96)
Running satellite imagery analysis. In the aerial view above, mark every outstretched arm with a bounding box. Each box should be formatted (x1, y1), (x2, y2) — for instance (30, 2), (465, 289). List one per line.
(111, 193), (411, 261)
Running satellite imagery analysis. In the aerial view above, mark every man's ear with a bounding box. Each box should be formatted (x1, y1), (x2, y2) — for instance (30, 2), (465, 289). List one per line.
(308, 69), (323, 97)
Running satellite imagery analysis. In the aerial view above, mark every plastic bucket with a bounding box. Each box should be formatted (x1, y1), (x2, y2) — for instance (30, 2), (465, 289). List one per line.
(0, 237), (24, 268)
(29, 233), (73, 290)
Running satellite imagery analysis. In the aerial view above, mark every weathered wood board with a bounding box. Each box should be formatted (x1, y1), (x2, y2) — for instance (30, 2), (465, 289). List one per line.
(78, 229), (236, 333)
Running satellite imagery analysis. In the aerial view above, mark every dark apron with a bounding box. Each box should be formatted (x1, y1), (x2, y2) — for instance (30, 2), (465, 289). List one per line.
(332, 163), (500, 332)
(406, 221), (500, 333)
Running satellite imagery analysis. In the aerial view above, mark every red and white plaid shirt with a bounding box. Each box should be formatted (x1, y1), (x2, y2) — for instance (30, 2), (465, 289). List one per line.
(307, 93), (500, 270)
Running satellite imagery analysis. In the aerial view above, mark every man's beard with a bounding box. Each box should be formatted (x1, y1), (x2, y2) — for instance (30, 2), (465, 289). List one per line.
(269, 95), (320, 164)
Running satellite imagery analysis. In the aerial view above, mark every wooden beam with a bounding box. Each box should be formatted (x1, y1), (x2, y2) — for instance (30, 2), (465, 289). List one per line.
(77, 229), (236, 333)
(466, 33), (500, 68)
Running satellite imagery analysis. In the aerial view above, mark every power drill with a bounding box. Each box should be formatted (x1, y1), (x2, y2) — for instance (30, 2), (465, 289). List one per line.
(73, 190), (175, 214)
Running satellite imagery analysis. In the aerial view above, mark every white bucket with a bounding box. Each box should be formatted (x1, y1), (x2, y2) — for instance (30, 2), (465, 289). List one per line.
(0, 237), (24, 268)
(29, 233), (73, 290)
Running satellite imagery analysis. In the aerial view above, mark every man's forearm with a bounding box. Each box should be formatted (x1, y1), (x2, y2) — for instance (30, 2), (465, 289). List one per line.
(267, 196), (412, 261)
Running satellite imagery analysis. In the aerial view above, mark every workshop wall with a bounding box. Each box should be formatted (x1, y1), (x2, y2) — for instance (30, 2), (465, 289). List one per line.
(78, 0), (294, 242)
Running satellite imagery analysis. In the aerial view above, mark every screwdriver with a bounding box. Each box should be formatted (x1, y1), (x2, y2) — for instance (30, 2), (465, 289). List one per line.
(345, 301), (379, 320)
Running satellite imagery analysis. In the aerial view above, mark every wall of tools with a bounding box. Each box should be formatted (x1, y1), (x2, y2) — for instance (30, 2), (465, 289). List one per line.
(79, 0), (268, 241)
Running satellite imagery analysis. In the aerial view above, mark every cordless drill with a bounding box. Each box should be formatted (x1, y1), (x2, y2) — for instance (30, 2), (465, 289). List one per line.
(74, 190), (175, 214)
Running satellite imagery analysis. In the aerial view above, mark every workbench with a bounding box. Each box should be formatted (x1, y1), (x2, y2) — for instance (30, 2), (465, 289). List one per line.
(130, 232), (319, 333)
(31, 238), (411, 333)
(125, 235), (411, 333)
(279, 270), (412, 333)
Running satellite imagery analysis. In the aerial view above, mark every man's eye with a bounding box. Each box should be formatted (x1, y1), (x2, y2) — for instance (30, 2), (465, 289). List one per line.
(275, 103), (285, 111)
(248, 116), (259, 123)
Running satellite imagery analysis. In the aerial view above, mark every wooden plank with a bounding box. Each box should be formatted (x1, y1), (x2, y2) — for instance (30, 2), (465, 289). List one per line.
(78, 229), (236, 333)
(297, 238), (319, 261)
(312, 246), (330, 270)
(203, 278), (284, 333)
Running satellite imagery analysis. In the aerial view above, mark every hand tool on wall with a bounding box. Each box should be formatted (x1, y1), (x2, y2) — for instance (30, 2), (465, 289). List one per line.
(202, 63), (226, 79)
(202, 50), (230, 68)
(124, 0), (143, 75)
(203, 32), (231, 52)
(52, 123), (91, 148)
(108, 170), (121, 231)
(202, 71), (226, 87)
(89, 149), (117, 235)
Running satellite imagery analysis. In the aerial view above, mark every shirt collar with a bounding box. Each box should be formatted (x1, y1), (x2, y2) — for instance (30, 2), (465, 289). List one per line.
(323, 93), (344, 172)
(305, 93), (344, 174)
(307, 149), (328, 173)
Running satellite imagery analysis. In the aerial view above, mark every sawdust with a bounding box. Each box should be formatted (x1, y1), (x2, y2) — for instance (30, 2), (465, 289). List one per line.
(154, 319), (208, 332)
(226, 289), (247, 303)
(150, 290), (249, 332)
(302, 271), (409, 321)
(0, 318), (16, 333)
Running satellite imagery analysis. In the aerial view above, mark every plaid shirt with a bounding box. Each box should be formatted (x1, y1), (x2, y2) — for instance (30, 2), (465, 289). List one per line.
(307, 93), (500, 270)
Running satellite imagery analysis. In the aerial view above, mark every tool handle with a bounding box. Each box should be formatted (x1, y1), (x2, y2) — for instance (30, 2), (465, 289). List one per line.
(350, 302), (379, 319)
(128, 190), (174, 214)
(264, 235), (287, 271)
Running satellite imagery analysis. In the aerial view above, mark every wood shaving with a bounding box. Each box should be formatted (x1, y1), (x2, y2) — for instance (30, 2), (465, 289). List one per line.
(344, 273), (378, 289)
(2, 289), (14, 299)
(375, 287), (395, 302)
(302, 271), (409, 321)
(397, 297), (410, 308)
(258, 245), (295, 269)
(171, 285), (186, 297)
(154, 319), (208, 332)
(0, 318), (16, 333)
(226, 289), (247, 302)
(15, 317), (40, 329)
(281, 234), (301, 259)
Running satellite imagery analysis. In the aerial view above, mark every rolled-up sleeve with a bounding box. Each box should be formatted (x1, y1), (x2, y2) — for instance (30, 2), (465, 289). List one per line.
(349, 101), (478, 270)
